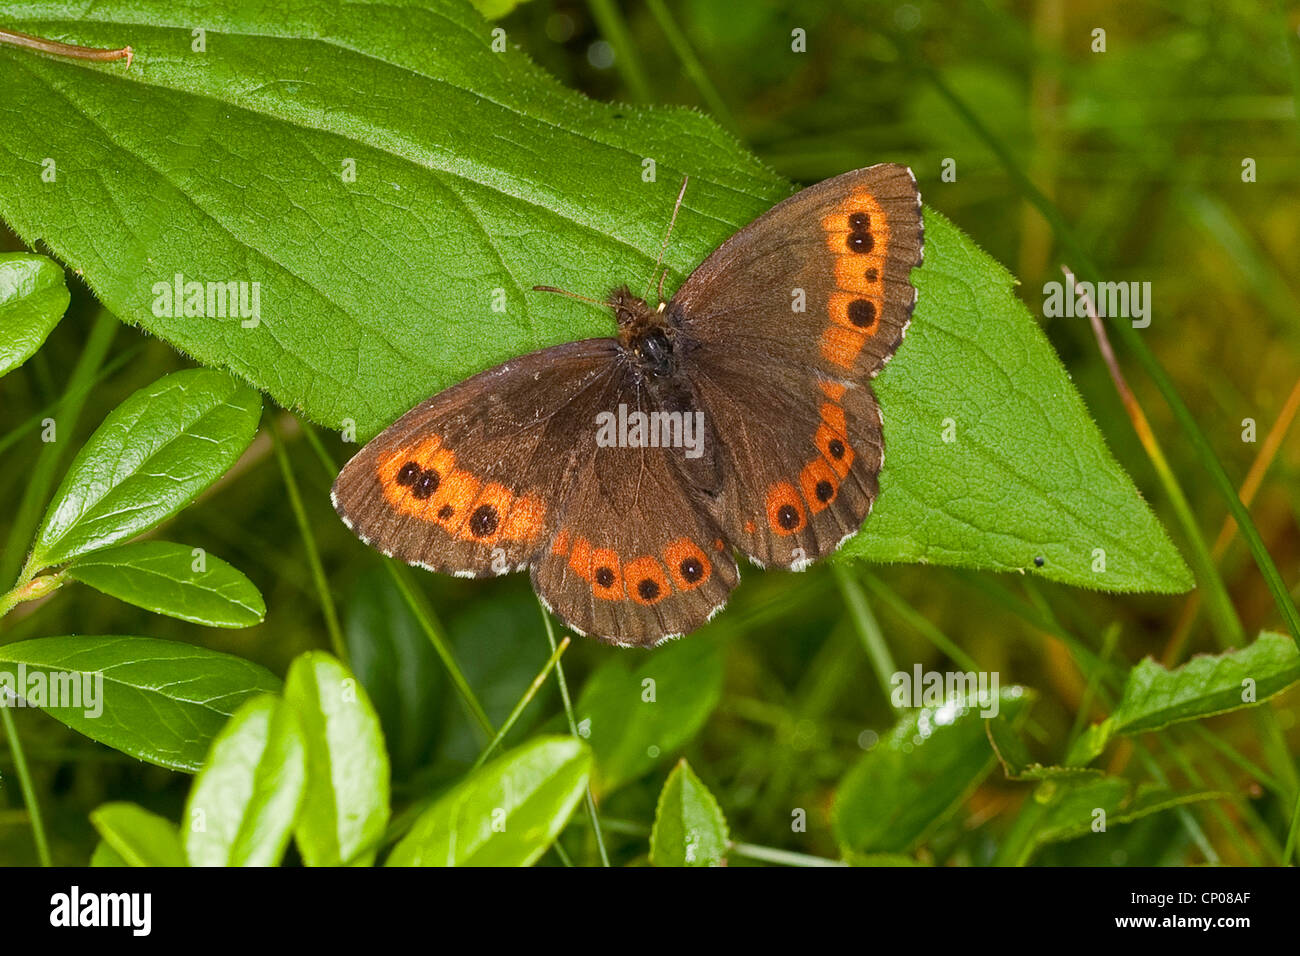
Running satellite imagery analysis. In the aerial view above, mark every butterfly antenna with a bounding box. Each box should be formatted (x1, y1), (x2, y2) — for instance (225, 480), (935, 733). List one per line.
(645, 175), (690, 304)
(531, 285), (615, 309)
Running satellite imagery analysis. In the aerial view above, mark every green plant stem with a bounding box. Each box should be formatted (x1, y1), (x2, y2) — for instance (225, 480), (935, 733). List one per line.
(0, 568), (66, 629)
(472, 636), (570, 770)
(832, 563), (897, 706)
(0, 699), (52, 866)
(270, 419), (346, 660)
(539, 604), (610, 867)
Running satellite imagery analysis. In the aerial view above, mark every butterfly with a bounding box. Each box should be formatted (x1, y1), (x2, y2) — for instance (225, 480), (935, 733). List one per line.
(332, 164), (923, 647)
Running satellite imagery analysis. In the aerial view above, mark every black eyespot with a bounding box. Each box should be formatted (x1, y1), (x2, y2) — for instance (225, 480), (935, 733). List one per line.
(412, 470), (441, 499)
(864, 267), (879, 282)
(595, 566), (616, 588)
(777, 504), (800, 530)
(396, 461), (420, 485)
(828, 439), (846, 460)
(848, 212), (870, 231)
(1034, 556), (1045, 568)
(637, 578), (660, 601)
(469, 504), (499, 537)
(847, 299), (877, 328)
(680, 557), (704, 583)
(846, 230), (873, 254)
(815, 480), (834, 502)
(437, 504), (454, 520)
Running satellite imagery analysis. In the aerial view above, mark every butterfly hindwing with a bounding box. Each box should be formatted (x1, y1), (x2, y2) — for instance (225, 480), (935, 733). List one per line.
(533, 394), (739, 645)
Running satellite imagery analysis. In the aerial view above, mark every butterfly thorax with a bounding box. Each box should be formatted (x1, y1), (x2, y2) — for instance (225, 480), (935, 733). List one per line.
(612, 285), (677, 379)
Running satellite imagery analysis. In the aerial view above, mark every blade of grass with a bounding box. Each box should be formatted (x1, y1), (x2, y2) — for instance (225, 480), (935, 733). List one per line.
(832, 563), (897, 706)
(0, 341), (146, 459)
(645, 0), (737, 131)
(919, 61), (1300, 647)
(386, 561), (494, 741)
(0, 312), (116, 586)
(1070, 265), (1245, 650)
(0, 694), (51, 865)
(586, 0), (652, 102)
(1165, 373), (1300, 662)
(471, 636), (569, 770)
(862, 572), (980, 672)
(293, 420), (497, 742)
(539, 603), (610, 867)
(270, 418), (346, 660)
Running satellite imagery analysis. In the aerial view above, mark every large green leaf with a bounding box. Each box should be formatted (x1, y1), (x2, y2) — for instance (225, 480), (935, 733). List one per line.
(0, 251), (69, 377)
(575, 635), (724, 794)
(284, 651), (390, 866)
(649, 758), (729, 867)
(184, 694), (305, 867)
(29, 368), (262, 569)
(833, 688), (1029, 855)
(67, 540), (266, 628)
(89, 802), (186, 867)
(386, 736), (590, 867)
(0, 0), (1187, 591)
(0, 635), (281, 771)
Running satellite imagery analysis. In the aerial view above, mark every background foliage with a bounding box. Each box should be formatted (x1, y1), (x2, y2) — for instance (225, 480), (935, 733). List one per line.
(1, 0), (1298, 866)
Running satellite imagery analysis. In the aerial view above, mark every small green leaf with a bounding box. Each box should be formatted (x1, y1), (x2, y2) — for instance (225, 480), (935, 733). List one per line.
(650, 758), (729, 867)
(387, 736), (591, 867)
(0, 252), (69, 377)
(575, 636), (724, 794)
(185, 695), (305, 867)
(833, 688), (1029, 855)
(285, 652), (390, 867)
(0, 636), (281, 771)
(30, 368), (261, 570)
(1030, 779), (1223, 848)
(67, 541), (266, 628)
(1064, 719), (1115, 767)
(1111, 632), (1300, 734)
(89, 802), (186, 867)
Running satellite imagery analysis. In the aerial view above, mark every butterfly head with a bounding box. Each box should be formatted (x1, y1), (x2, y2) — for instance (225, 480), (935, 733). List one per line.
(611, 284), (676, 378)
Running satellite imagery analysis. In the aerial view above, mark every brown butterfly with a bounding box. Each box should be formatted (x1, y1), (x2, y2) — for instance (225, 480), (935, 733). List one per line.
(332, 165), (923, 647)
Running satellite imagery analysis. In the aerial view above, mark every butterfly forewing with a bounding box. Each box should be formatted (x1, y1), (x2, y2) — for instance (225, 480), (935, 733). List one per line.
(332, 340), (619, 577)
(667, 163), (922, 568)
